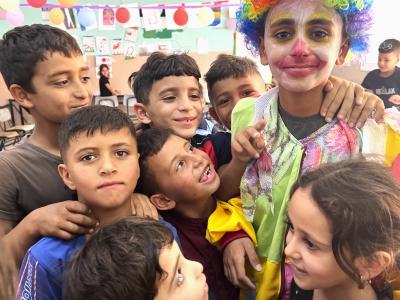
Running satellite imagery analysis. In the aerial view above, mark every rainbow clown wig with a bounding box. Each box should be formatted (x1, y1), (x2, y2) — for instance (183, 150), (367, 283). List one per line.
(236, 0), (373, 55)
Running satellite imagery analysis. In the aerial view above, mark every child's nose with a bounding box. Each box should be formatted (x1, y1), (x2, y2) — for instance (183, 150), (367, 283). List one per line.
(100, 157), (117, 175)
(177, 97), (194, 111)
(284, 232), (300, 261)
(290, 38), (310, 57)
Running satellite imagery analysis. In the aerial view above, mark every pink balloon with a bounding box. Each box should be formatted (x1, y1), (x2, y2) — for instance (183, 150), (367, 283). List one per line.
(6, 9), (24, 26)
(0, 9), (6, 19)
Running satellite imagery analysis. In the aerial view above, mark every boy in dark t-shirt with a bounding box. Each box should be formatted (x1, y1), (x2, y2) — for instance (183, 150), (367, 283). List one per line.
(362, 39), (400, 109)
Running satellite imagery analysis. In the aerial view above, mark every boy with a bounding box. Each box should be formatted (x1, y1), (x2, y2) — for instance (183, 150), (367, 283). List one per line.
(221, 1), (400, 299)
(362, 38), (400, 108)
(0, 25), (154, 270)
(137, 128), (257, 300)
(0, 24), (96, 267)
(63, 217), (208, 300)
(16, 106), (142, 299)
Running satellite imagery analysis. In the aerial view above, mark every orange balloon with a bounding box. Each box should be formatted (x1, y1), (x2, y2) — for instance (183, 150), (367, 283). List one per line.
(49, 8), (64, 25)
(58, 0), (76, 8)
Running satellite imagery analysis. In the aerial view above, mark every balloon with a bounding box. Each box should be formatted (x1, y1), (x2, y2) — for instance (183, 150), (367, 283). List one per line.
(6, 8), (24, 26)
(226, 18), (236, 30)
(49, 8), (64, 25)
(0, 9), (6, 19)
(198, 7), (215, 26)
(173, 7), (188, 26)
(0, 0), (19, 12)
(77, 8), (96, 27)
(27, 0), (47, 8)
(116, 7), (129, 24)
(57, 0), (75, 8)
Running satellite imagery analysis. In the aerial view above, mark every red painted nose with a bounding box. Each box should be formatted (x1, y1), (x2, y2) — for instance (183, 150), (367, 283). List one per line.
(290, 39), (310, 57)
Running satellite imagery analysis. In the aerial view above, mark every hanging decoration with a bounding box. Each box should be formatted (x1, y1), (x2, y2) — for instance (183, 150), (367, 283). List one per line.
(27, 0), (47, 8)
(198, 6), (215, 26)
(57, 0), (76, 8)
(116, 7), (130, 24)
(173, 7), (188, 26)
(6, 8), (24, 26)
(0, 0), (20, 12)
(77, 7), (96, 27)
(48, 7), (64, 25)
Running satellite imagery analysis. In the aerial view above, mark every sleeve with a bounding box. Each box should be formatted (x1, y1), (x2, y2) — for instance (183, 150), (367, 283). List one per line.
(231, 97), (257, 140)
(206, 198), (257, 248)
(361, 72), (373, 89)
(0, 156), (22, 221)
(17, 251), (61, 300)
(210, 132), (232, 168)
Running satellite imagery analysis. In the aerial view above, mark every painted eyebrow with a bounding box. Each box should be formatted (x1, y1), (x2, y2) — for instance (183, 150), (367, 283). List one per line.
(270, 18), (295, 28)
(168, 253), (181, 291)
(306, 18), (334, 27)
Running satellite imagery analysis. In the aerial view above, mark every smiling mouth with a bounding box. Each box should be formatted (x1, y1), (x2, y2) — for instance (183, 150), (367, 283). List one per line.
(199, 165), (213, 183)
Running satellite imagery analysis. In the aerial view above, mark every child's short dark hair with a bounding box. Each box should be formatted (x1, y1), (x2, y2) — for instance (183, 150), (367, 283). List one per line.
(63, 217), (174, 300)
(58, 106), (136, 159)
(0, 24), (82, 93)
(290, 159), (400, 288)
(98, 63), (109, 75)
(136, 128), (173, 196)
(204, 54), (262, 104)
(128, 52), (201, 105)
(379, 39), (400, 54)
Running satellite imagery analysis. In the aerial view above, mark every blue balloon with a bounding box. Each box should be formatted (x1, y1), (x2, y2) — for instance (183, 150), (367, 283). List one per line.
(78, 8), (96, 27)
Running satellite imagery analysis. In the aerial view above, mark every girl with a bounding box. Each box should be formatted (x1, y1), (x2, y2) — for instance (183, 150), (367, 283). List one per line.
(285, 159), (400, 300)
(98, 64), (119, 96)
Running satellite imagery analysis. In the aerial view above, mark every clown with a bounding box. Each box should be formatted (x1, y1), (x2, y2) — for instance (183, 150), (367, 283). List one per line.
(215, 1), (400, 299)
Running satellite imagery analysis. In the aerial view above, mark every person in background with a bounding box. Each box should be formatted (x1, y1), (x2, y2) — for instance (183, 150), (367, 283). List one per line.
(99, 64), (120, 96)
(362, 39), (400, 109)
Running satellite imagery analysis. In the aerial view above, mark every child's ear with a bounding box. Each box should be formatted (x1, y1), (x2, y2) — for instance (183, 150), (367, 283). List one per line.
(150, 194), (176, 211)
(336, 40), (350, 65)
(208, 107), (221, 124)
(133, 103), (152, 124)
(354, 251), (392, 281)
(259, 37), (269, 66)
(8, 84), (34, 109)
(58, 164), (76, 190)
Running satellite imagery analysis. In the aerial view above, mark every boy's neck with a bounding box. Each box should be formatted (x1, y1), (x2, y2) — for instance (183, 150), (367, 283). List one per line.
(313, 282), (377, 300)
(88, 198), (132, 227)
(379, 68), (396, 78)
(176, 195), (216, 219)
(29, 117), (61, 156)
(278, 84), (324, 117)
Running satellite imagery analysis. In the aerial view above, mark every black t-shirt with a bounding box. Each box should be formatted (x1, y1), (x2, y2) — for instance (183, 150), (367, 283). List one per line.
(361, 66), (400, 109)
(99, 75), (112, 96)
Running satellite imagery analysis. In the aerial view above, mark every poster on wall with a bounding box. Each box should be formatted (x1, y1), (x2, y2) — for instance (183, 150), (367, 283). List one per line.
(82, 36), (96, 54)
(98, 7), (116, 30)
(165, 7), (184, 30)
(111, 39), (123, 55)
(63, 8), (77, 29)
(123, 4), (141, 28)
(124, 27), (139, 42)
(96, 55), (112, 78)
(96, 36), (110, 55)
(124, 42), (137, 60)
(141, 5), (164, 31)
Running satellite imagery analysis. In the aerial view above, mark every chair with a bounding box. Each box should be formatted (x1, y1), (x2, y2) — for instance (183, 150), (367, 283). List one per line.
(94, 96), (119, 107)
(122, 95), (137, 122)
(0, 104), (22, 150)
(0, 103), (35, 136)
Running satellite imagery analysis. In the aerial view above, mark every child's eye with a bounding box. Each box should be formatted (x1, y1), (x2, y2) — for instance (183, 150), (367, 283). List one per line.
(188, 145), (194, 153)
(304, 238), (317, 251)
(163, 96), (176, 102)
(176, 268), (185, 287)
(81, 76), (91, 83)
(115, 150), (128, 158)
(242, 90), (259, 98)
(81, 154), (96, 161)
(216, 98), (230, 107)
(274, 30), (292, 40)
(190, 94), (201, 100)
(176, 161), (185, 171)
(284, 219), (294, 232)
(309, 29), (328, 40)
(54, 80), (69, 87)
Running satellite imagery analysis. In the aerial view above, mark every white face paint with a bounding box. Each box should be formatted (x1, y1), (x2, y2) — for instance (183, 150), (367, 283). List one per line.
(260, 0), (347, 92)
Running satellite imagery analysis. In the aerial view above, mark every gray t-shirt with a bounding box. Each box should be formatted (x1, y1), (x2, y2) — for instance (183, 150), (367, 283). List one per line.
(0, 141), (76, 222)
(278, 104), (327, 140)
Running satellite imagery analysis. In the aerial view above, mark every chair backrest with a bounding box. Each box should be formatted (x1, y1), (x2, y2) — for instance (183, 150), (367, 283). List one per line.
(94, 96), (119, 107)
(123, 95), (137, 106)
(0, 104), (13, 131)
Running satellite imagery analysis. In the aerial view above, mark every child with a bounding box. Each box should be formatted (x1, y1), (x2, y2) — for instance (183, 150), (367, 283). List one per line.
(16, 106), (142, 299)
(98, 63), (119, 96)
(362, 38), (400, 109)
(221, 1), (400, 299)
(63, 217), (208, 300)
(137, 128), (257, 300)
(286, 159), (400, 300)
(0, 24), (96, 266)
